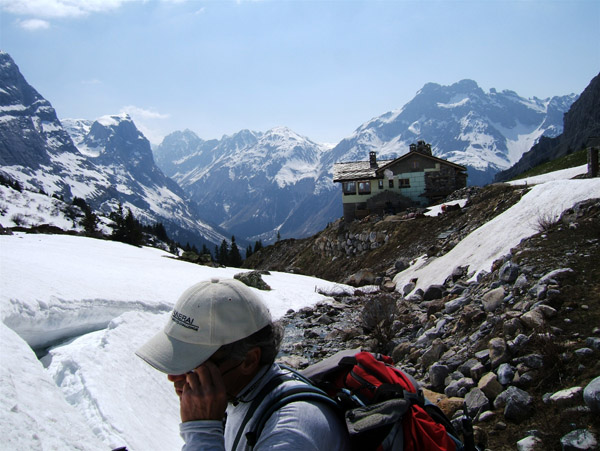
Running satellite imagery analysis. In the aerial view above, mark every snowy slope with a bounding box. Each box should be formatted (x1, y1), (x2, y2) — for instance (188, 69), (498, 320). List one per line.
(0, 234), (352, 450)
(393, 166), (598, 292)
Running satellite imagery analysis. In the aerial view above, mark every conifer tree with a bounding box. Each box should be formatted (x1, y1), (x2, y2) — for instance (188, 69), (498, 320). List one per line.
(219, 239), (229, 266)
(229, 235), (243, 267)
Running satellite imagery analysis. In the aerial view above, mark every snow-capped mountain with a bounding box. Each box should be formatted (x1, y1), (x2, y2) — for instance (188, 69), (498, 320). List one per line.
(154, 126), (336, 241)
(0, 51), (225, 248)
(324, 79), (577, 185)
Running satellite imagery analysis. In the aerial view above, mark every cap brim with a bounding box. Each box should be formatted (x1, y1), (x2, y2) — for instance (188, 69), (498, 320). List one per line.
(135, 329), (220, 375)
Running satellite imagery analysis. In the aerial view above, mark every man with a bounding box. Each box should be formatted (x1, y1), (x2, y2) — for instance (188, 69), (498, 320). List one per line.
(136, 278), (349, 450)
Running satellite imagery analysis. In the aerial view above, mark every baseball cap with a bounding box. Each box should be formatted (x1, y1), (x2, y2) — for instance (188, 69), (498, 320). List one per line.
(135, 278), (272, 374)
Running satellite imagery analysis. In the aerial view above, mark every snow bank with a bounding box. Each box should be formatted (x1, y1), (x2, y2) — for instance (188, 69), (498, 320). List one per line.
(507, 164), (587, 185)
(0, 322), (109, 450)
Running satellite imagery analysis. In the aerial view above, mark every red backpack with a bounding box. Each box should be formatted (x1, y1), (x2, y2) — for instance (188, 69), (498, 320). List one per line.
(238, 349), (465, 451)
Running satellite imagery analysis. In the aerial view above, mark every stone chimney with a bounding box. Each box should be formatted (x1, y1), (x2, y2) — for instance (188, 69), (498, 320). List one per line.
(369, 151), (377, 168)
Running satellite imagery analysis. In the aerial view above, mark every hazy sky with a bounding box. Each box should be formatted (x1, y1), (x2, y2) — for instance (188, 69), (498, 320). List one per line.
(1, 0), (598, 145)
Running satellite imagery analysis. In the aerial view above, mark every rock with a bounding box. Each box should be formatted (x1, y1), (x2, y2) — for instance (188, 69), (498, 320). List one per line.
(478, 372), (503, 400)
(583, 376), (600, 413)
(445, 377), (475, 398)
(499, 261), (520, 283)
(503, 317), (524, 337)
(547, 386), (583, 407)
(494, 386), (534, 423)
(429, 363), (450, 390)
(575, 347), (594, 358)
(437, 397), (465, 418)
(560, 429), (598, 451)
(513, 274), (529, 293)
(482, 287), (505, 312)
(520, 308), (546, 329)
(234, 270), (272, 290)
(444, 295), (471, 314)
(277, 354), (309, 368)
(464, 387), (490, 417)
(489, 337), (510, 368)
(586, 337), (600, 351)
(394, 259), (409, 271)
(382, 280), (397, 292)
(539, 268), (574, 285)
(423, 284), (446, 301)
(516, 435), (543, 451)
(514, 353), (544, 370)
(402, 282), (416, 296)
(420, 338), (447, 369)
(344, 269), (377, 287)
(497, 363), (516, 385)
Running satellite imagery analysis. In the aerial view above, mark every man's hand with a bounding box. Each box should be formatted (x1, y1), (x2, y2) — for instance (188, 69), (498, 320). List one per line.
(180, 361), (228, 422)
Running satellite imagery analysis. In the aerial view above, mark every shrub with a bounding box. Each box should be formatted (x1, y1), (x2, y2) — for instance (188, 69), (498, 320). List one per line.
(361, 294), (398, 351)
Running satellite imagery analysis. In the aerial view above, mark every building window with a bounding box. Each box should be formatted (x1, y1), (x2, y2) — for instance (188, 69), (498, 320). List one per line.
(378, 180), (384, 189)
(343, 181), (356, 195)
(358, 181), (371, 194)
(389, 179), (394, 188)
(399, 178), (410, 187)
(412, 161), (420, 170)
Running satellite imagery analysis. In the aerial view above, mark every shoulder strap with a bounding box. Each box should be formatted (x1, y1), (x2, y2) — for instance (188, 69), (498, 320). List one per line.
(231, 374), (293, 451)
(246, 387), (339, 449)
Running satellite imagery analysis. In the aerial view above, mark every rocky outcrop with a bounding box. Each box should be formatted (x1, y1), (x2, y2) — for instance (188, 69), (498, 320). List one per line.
(277, 198), (600, 449)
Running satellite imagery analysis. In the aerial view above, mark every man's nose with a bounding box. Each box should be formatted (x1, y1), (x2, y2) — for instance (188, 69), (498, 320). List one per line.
(167, 373), (187, 382)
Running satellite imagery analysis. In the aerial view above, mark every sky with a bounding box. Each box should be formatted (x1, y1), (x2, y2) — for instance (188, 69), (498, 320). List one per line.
(1, 0), (599, 145)
(1, 165), (599, 450)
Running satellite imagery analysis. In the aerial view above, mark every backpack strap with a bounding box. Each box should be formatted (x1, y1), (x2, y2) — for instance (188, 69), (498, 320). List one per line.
(232, 370), (339, 451)
(245, 387), (339, 449)
(231, 374), (293, 451)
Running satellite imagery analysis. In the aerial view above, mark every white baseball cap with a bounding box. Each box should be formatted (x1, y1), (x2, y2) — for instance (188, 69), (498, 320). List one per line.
(136, 278), (272, 374)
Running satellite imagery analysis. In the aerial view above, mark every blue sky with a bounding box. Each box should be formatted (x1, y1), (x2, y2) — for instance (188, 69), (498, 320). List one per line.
(1, 0), (599, 145)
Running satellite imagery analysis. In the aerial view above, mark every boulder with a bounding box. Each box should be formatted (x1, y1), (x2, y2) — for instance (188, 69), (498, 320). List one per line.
(478, 372), (503, 400)
(482, 287), (505, 312)
(423, 284), (446, 301)
(560, 429), (598, 451)
(497, 363), (516, 385)
(583, 376), (600, 413)
(547, 386), (583, 408)
(520, 308), (546, 329)
(489, 337), (510, 368)
(464, 387), (490, 417)
(494, 386), (534, 423)
(499, 261), (520, 283)
(234, 270), (272, 290)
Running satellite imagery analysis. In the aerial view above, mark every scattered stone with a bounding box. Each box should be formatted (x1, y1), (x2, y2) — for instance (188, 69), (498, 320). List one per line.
(560, 429), (598, 451)
(586, 337), (600, 350)
(520, 308), (546, 329)
(583, 376), (600, 413)
(489, 337), (510, 368)
(478, 372), (503, 401)
(497, 363), (516, 385)
(499, 261), (520, 283)
(494, 386), (534, 423)
(482, 287), (505, 312)
(429, 363), (450, 390)
(423, 284), (446, 301)
(445, 377), (475, 398)
(547, 386), (583, 407)
(516, 435), (543, 451)
(464, 387), (490, 417)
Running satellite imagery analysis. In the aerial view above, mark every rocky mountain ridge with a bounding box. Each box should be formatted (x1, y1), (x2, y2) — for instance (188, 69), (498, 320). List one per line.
(495, 72), (600, 182)
(156, 79), (576, 243)
(0, 52), (225, 248)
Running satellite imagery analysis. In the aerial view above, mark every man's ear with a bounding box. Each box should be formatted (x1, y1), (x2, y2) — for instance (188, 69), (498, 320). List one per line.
(240, 347), (261, 375)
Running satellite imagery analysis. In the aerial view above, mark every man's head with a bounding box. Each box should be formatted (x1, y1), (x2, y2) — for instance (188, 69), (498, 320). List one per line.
(136, 278), (275, 375)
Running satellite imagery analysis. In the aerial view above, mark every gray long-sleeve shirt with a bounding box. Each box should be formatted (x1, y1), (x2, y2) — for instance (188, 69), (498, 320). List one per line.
(179, 363), (351, 451)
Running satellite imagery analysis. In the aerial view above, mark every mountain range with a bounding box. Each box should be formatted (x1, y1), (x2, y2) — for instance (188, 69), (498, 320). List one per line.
(0, 49), (584, 246)
(155, 80), (577, 241)
(0, 51), (225, 248)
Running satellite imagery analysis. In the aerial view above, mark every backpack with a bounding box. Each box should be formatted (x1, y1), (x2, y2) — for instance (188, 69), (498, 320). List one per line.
(237, 349), (470, 451)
